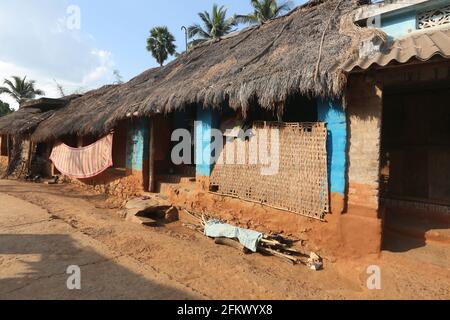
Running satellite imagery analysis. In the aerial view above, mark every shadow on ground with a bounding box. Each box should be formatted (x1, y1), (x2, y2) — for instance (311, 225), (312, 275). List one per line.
(382, 207), (450, 253)
(0, 234), (196, 300)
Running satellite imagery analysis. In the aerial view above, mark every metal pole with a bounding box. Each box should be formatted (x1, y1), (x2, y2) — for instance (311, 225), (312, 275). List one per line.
(181, 26), (188, 53)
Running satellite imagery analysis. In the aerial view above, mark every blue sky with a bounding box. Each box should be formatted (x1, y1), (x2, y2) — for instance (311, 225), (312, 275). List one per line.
(70, 0), (306, 79)
(0, 0), (306, 108)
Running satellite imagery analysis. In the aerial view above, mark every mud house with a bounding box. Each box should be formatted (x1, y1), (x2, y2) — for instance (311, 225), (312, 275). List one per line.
(2, 0), (383, 256)
(30, 0), (366, 206)
(3, 0), (448, 257)
(118, 0), (365, 217)
(31, 70), (161, 198)
(0, 97), (78, 178)
(343, 0), (450, 249)
(29, 0), (378, 256)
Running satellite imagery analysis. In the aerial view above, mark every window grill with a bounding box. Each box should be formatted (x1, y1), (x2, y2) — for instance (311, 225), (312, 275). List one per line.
(417, 5), (450, 30)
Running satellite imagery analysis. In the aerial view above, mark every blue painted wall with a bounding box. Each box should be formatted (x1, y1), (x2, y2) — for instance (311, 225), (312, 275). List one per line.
(381, 11), (417, 40)
(126, 118), (149, 171)
(378, 0), (449, 40)
(317, 99), (346, 196)
(195, 107), (219, 177)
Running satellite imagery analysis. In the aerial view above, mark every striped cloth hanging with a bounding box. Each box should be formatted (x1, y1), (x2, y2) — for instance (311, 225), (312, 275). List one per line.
(50, 134), (114, 179)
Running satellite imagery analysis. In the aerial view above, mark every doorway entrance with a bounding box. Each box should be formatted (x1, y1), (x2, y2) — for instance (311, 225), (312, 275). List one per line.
(381, 86), (450, 207)
(381, 83), (450, 252)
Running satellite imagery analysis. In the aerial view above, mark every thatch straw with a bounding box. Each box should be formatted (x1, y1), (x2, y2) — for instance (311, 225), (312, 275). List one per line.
(0, 108), (56, 136)
(132, 0), (361, 113)
(32, 68), (160, 142)
(33, 0), (370, 142)
(0, 96), (79, 135)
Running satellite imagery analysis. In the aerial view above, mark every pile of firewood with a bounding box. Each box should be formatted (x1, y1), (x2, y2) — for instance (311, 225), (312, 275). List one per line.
(182, 209), (322, 269)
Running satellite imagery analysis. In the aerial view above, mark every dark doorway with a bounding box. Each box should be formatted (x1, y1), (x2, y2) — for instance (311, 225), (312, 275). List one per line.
(381, 86), (450, 206)
(381, 84), (450, 253)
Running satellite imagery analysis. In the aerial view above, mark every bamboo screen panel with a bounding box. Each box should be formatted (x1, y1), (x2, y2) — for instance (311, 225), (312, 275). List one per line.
(210, 122), (329, 220)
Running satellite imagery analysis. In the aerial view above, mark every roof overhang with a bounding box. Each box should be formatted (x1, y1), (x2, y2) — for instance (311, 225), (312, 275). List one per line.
(19, 95), (82, 111)
(20, 98), (67, 110)
(343, 27), (450, 72)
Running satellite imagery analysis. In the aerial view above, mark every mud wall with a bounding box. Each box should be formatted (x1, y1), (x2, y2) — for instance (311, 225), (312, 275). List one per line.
(0, 155), (7, 175)
(3, 136), (31, 178)
(0, 134), (7, 172)
(164, 183), (375, 259)
(346, 74), (383, 211)
(68, 169), (144, 201)
(340, 74), (384, 256)
(68, 119), (149, 200)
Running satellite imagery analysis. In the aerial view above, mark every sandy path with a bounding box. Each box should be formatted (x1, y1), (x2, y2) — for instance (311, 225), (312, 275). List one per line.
(0, 192), (201, 300)
(0, 179), (448, 300)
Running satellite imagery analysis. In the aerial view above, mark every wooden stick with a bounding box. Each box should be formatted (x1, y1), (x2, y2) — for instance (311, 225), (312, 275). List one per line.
(214, 238), (250, 254)
(258, 247), (301, 265)
(260, 238), (288, 247)
(314, 0), (345, 82)
(260, 243), (306, 256)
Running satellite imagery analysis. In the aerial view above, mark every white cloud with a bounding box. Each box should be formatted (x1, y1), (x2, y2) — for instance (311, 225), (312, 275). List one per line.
(82, 50), (114, 84)
(0, 0), (115, 109)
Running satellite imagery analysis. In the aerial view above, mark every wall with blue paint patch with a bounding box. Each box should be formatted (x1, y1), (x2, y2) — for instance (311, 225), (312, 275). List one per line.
(381, 11), (417, 40)
(379, 0), (449, 40)
(126, 118), (149, 172)
(317, 99), (347, 196)
(195, 107), (219, 177)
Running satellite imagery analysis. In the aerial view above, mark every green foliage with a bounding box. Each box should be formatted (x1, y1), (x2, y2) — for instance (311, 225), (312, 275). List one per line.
(0, 100), (12, 117)
(236, 0), (292, 25)
(146, 26), (177, 67)
(0, 76), (45, 105)
(188, 4), (237, 45)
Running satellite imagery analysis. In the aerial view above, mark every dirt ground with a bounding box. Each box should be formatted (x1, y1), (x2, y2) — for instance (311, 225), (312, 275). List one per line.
(0, 179), (449, 300)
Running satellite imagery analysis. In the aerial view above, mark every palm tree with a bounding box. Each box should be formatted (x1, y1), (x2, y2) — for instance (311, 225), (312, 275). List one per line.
(146, 26), (177, 67)
(0, 76), (45, 105)
(188, 4), (237, 46)
(236, 0), (292, 25)
(0, 100), (12, 117)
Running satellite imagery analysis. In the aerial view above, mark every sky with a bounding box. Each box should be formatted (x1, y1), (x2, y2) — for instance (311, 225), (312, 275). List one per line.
(0, 0), (306, 109)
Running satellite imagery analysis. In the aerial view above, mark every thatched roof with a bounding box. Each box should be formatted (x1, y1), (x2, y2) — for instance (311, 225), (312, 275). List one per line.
(0, 96), (78, 136)
(20, 96), (81, 110)
(124, 0), (363, 113)
(0, 108), (56, 136)
(33, 0), (366, 142)
(32, 68), (160, 142)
